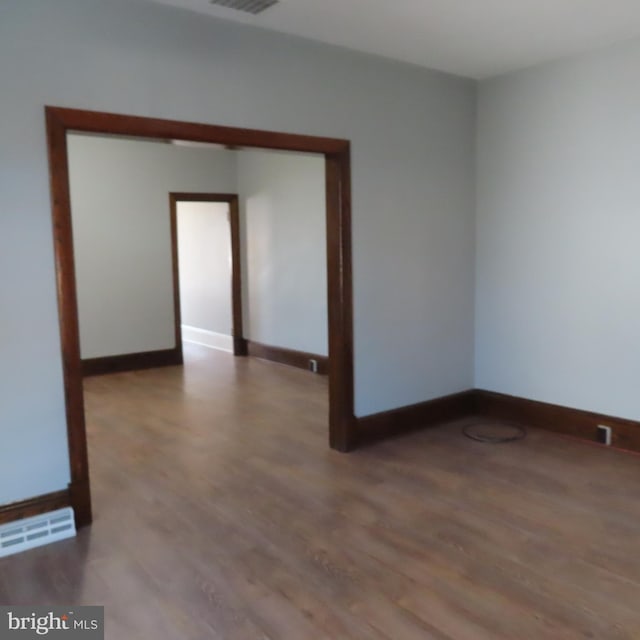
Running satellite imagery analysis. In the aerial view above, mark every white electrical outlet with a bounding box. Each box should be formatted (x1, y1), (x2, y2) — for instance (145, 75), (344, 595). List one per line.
(309, 359), (318, 373)
(597, 425), (612, 446)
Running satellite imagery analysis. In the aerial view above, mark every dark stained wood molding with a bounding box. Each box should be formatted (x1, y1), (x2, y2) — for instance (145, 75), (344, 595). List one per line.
(169, 193), (245, 356)
(326, 150), (355, 451)
(0, 489), (71, 526)
(45, 108), (93, 530)
(246, 340), (329, 374)
(234, 337), (248, 357)
(474, 389), (640, 453)
(46, 107), (349, 154)
(357, 390), (476, 447)
(67, 479), (92, 529)
(353, 388), (640, 453)
(45, 105), (355, 527)
(169, 193), (185, 364)
(82, 348), (182, 377)
(228, 196), (244, 356)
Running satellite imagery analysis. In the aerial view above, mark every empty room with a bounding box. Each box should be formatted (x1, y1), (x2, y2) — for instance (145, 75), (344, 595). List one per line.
(1, 0), (640, 638)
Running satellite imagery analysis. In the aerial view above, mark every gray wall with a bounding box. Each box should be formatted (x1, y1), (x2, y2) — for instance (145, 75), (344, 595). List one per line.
(68, 134), (237, 359)
(476, 38), (640, 420)
(238, 149), (328, 356)
(70, 137), (332, 360)
(177, 201), (233, 336)
(0, 0), (475, 504)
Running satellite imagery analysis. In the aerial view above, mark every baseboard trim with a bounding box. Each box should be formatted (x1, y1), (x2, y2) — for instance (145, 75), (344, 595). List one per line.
(357, 390), (475, 447)
(0, 489), (71, 526)
(475, 389), (640, 453)
(246, 340), (328, 374)
(355, 388), (640, 453)
(82, 348), (182, 377)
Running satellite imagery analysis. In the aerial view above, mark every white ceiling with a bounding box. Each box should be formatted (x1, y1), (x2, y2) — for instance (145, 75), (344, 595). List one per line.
(142, 0), (640, 79)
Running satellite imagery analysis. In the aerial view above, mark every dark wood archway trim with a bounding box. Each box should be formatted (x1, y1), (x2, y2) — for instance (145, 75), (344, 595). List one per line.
(169, 193), (245, 356)
(45, 106), (355, 528)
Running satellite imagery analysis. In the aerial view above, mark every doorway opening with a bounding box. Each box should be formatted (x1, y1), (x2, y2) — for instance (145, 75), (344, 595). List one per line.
(45, 106), (355, 527)
(170, 193), (244, 357)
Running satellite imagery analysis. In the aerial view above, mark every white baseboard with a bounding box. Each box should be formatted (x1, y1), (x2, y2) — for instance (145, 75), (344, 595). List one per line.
(181, 325), (233, 353)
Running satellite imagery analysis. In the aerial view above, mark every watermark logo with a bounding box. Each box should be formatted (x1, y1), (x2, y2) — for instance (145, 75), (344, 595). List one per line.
(0, 607), (103, 639)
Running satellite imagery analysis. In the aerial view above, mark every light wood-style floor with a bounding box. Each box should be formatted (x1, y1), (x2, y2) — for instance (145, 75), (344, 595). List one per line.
(2, 343), (640, 639)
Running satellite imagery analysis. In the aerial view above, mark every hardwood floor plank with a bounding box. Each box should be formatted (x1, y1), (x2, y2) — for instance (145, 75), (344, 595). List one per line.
(2, 344), (640, 639)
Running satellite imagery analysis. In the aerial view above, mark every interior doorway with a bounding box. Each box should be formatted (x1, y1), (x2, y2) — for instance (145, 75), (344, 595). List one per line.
(176, 201), (233, 352)
(170, 193), (244, 357)
(46, 106), (355, 528)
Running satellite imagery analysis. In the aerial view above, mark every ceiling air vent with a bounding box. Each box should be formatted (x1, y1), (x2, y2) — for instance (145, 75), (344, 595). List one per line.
(209, 0), (279, 15)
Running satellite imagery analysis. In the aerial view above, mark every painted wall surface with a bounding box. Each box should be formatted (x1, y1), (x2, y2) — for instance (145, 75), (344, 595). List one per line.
(237, 149), (328, 356)
(0, 0), (475, 504)
(67, 134), (236, 359)
(476, 38), (640, 419)
(177, 201), (232, 336)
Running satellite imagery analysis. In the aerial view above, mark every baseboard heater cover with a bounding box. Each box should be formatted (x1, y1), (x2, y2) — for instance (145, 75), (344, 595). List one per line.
(0, 507), (76, 558)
